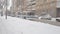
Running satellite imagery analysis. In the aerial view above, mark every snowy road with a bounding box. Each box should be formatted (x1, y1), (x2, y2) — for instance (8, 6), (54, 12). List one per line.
(0, 16), (60, 34)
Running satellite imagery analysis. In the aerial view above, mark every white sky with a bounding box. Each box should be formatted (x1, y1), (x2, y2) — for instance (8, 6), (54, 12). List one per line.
(7, 0), (12, 10)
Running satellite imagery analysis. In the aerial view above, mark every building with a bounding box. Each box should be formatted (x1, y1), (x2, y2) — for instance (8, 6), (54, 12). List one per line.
(56, 0), (60, 17)
(35, 0), (57, 17)
(0, 0), (56, 17)
(19, 0), (57, 17)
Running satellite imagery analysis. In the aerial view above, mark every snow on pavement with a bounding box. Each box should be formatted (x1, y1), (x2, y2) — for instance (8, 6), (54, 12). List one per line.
(0, 16), (60, 34)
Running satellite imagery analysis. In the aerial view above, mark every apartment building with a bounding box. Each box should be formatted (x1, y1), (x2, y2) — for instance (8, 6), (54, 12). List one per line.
(36, 0), (56, 17)
(0, 0), (57, 17)
(21, 0), (57, 17)
(56, 0), (60, 17)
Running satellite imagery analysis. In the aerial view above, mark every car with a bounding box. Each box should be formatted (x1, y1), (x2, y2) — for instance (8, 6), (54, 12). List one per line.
(16, 14), (38, 20)
(26, 15), (38, 20)
(56, 17), (60, 22)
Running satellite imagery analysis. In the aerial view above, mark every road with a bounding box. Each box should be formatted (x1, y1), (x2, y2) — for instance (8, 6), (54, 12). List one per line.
(30, 19), (60, 26)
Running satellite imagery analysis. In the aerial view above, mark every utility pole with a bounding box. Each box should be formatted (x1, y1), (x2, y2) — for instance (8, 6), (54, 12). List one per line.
(5, 0), (7, 19)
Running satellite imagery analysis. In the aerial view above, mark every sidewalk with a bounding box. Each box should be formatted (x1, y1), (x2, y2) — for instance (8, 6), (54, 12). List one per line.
(0, 16), (60, 34)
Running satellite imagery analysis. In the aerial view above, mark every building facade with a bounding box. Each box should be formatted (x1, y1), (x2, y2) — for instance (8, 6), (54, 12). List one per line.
(1, 0), (56, 17)
(36, 0), (57, 17)
(56, 0), (60, 17)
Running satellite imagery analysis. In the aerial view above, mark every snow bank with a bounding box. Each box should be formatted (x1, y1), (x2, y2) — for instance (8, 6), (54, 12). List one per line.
(0, 16), (60, 34)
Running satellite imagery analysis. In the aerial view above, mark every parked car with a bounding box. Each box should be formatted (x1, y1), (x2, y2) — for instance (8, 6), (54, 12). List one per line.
(26, 15), (38, 20)
(16, 14), (38, 20)
(56, 17), (60, 22)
